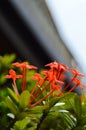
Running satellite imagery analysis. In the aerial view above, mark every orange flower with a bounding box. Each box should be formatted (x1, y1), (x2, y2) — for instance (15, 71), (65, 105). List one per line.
(56, 63), (68, 80)
(42, 69), (54, 81)
(5, 69), (22, 80)
(45, 62), (68, 82)
(5, 69), (22, 96)
(63, 68), (84, 92)
(31, 73), (44, 86)
(71, 68), (84, 77)
(51, 81), (62, 91)
(45, 61), (58, 69)
(69, 78), (85, 92)
(12, 62), (37, 91)
(12, 62), (37, 70)
(31, 73), (44, 97)
(45, 61), (68, 72)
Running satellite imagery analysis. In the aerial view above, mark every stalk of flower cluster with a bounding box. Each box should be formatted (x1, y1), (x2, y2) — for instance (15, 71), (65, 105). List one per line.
(30, 89), (55, 108)
(12, 62), (38, 92)
(30, 77), (48, 102)
(30, 82), (39, 95)
(22, 68), (26, 91)
(69, 83), (79, 92)
(5, 69), (21, 97)
(30, 82), (40, 102)
(63, 74), (77, 92)
(13, 80), (20, 96)
(69, 79), (85, 92)
(34, 81), (51, 99)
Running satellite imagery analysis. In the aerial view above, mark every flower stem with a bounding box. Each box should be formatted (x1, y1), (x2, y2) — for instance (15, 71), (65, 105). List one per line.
(13, 80), (20, 96)
(31, 82), (39, 95)
(63, 74), (77, 92)
(31, 81), (51, 103)
(30, 89), (54, 108)
(22, 68), (26, 91)
(69, 84), (79, 92)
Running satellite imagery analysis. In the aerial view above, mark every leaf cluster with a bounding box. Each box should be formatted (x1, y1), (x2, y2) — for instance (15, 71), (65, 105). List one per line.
(0, 54), (86, 130)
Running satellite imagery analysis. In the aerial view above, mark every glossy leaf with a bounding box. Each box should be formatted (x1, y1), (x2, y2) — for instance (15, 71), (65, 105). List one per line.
(19, 90), (30, 109)
(6, 96), (18, 115)
(27, 126), (36, 130)
(29, 106), (49, 114)
(79, 116), (86, 126)
(7, 88), (19, 103)
(37, 110), (76, 130)
(13, 118), (30, 130)
(74, 93), (82, 120)
(73, 126), (85, 130)
(1, 54), (16, 66)
(17, 112), (38, 120)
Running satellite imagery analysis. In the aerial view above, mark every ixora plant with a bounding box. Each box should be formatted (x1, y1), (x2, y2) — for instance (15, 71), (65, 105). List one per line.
(0, 55), (86, 130)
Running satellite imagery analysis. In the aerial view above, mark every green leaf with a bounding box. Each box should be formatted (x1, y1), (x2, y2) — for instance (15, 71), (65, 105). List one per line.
(0, 101), (7, 112)
(62, 112), (76, 129)
(17, 112), (39, 123)
(49, 92), (75, 109)
(37, 93), (79, 130)
(1, 54), (16, 66)
(56, 92), (82, 120)
(37, 112), (60, 130)
(81, 93), (86, 116)
(49, 96), (60, 108)
(50, 102), (65, 112)
(79, 116), (86, 126)
(27, 126), (36, 130)
(19, 90), (30, 109)
(14, 118), (30, 130)
(17, 112), (29, 119)
(74, 93), (82, 120)
(6, 96), (18, 115)
(7, 88), (19, 103)
(38, 111), (76, 130)
(73, 126), (85, 130)
(0, 73), (6, 84)
(29, 106), (49, 114)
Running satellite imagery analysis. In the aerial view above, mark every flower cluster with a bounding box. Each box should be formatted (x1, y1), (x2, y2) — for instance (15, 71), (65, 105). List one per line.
(5, 61), (85, 108)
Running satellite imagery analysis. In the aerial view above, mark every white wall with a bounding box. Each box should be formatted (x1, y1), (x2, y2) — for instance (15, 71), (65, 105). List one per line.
(46, 0), (86, 75)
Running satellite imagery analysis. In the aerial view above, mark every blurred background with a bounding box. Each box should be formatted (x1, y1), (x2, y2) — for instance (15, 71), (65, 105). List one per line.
(0, 0), (86, 76)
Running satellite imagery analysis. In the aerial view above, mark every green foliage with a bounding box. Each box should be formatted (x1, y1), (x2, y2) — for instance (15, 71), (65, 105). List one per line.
(7, 88), (19, 103)
(13, 118), (31, 130)
(4, 89), (86, 130)
(19, 91), (30, 109)
(0, 54), (16, 86)
(0, 54), (86, 130)
(26, 70), (37, 92)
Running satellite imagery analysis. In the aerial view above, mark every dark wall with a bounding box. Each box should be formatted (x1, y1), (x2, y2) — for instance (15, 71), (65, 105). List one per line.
(0, 0), (52, 68)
